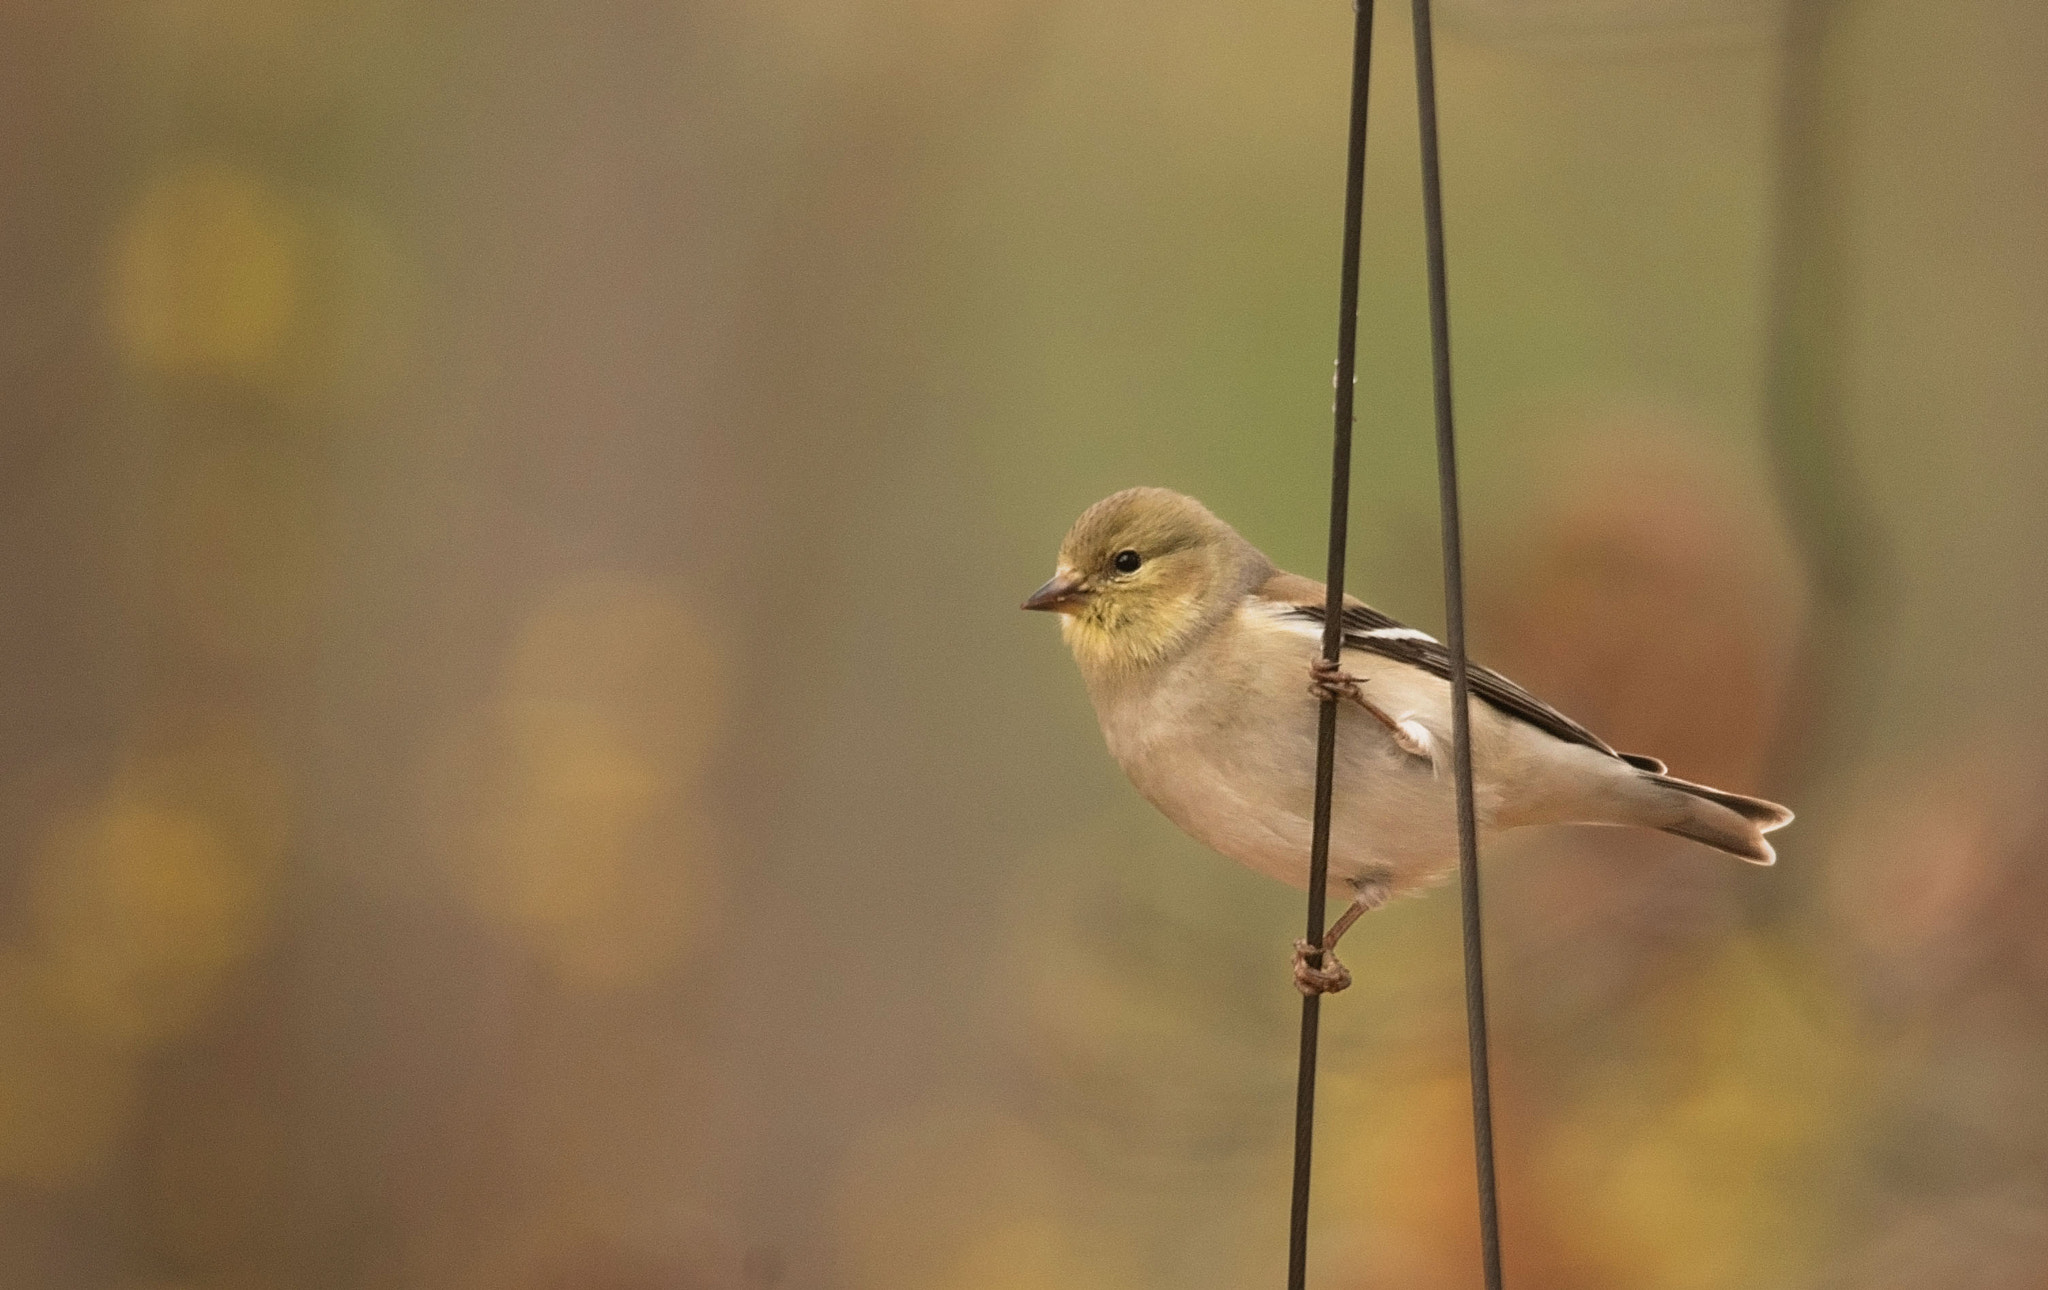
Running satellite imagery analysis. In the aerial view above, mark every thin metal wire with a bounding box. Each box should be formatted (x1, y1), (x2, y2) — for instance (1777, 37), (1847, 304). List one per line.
(1287, 2), (1375, 1288)
(1412, 1), (1505, 1287)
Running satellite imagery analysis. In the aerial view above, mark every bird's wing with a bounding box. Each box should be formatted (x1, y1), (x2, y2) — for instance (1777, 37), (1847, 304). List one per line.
(1262, 574), (1636, 763)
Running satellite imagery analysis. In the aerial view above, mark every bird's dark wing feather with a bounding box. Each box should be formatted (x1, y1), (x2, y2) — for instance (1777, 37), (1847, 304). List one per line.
(1291, 602), (1624, 759)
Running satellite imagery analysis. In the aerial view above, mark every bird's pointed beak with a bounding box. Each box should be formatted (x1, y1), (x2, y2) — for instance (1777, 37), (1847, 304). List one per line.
(1022, 569), (1090, 614)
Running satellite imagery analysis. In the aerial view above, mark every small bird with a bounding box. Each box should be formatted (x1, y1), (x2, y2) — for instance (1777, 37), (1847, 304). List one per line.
(1023, 487), (1792, 995)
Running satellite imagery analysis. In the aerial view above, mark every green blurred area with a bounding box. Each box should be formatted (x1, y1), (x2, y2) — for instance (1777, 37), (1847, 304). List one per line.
(3, 1), (2047, 1287)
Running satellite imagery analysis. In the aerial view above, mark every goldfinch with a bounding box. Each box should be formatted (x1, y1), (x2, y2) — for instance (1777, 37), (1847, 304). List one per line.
(1023, 487), (1793, 995)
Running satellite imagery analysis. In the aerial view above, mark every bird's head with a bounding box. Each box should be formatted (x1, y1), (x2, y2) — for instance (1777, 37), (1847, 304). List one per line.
(1023, 487), (1267, 674)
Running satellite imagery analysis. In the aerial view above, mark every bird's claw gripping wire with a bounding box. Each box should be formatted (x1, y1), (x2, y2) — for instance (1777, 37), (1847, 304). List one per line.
(1308, 655), (1364, 705)
(1309, 657), (1436, 763)
(1292, 938), (1353, 996)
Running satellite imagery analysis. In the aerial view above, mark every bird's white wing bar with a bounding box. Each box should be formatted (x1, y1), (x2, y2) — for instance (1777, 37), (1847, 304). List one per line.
(1282, 600), (1629, 761)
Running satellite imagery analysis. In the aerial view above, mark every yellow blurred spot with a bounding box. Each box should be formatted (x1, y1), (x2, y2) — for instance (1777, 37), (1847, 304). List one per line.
(1539, 939), (1858, 1290)
(0, 959), (140, 1189)
(30, 788), (276, 1048)
(833, 1105), (1145, 1290)
(438, 577), (725, 990)
(743, 0), (1031, 80)
(462, 706), (708, 989)
(0, 715), (288, 1188)
(165, 444), (321, 663)
(111, 160), (305, 377)
(1314, 1072), (1495, 1288)
(123, 707), (296, 868)
(940, 1215), (1126, 1290)
(503, 576), (725, 777)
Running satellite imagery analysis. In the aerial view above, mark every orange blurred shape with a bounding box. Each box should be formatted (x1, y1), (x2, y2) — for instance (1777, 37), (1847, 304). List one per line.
(1478, 427), (1804, 793)
(1474, 424), (1805, 948)
(1826, 740), (2047, 1004)
(1316, 1071), (1610, 1290)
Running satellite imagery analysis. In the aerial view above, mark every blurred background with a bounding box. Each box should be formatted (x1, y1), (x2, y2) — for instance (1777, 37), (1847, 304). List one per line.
(3, 0), (2046, 1287)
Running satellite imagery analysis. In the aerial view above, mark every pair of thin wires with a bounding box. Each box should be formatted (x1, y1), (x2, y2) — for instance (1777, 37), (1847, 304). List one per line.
(1287, 3), (1503, 1289)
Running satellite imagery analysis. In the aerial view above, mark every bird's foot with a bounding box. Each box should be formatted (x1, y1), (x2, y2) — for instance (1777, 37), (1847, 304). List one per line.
(1292, 938), (1353, 996)
(1308, 656), (1365, 705)
(1311, 659), (1436, 768)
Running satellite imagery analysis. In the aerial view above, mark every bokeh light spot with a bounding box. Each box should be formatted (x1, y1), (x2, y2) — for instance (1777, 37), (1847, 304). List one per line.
(502, 575), (726, 778)
(832, 1107), (1128, 1290)
(435, 576), (726, 991)
(30, 789), (276, 1048)
(111, 160), (306, 377)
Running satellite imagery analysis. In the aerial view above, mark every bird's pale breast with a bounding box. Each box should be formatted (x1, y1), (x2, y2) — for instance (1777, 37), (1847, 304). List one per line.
(1087, 602), (1469, 898)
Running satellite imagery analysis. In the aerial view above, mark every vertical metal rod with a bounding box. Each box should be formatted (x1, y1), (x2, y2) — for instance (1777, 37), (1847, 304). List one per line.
(1288, 3), (1375, 1288)
(1410, 2), (1505, 1288)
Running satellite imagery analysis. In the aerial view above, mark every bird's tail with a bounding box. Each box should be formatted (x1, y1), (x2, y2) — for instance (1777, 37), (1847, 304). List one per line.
(1640, 771), (1794, 865)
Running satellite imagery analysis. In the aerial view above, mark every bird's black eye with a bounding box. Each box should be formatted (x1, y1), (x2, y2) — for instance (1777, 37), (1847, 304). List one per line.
(1113, 549), (1142, 574)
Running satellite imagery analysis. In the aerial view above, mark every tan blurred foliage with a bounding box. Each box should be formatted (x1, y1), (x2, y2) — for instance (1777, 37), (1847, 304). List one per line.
(4, 0), (2047, 1287)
